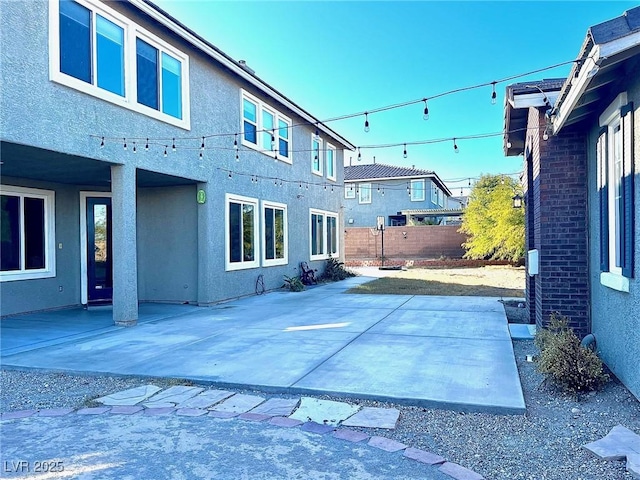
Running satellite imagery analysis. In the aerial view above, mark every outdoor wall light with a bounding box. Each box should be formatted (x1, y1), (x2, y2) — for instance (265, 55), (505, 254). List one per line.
(512, 194), (523, 209)
(402, 231), (408, 239)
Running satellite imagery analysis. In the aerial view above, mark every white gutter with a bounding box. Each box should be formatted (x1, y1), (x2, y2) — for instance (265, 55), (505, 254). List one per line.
(129, 0), (355, 150)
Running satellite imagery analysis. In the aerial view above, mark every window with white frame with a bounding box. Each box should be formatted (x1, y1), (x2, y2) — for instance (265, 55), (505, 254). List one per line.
(262, 201), (288, 267)
(1, 186), (56, 281)
(312, 135), (323, 175)
(359, 183), (372, 204)
(431, 184), (439, 204)
(241, 90), (291, 162)
(438, 189), (445, 207)
(344, 184), (356, 199)
(226, 194), (259, 271)
(326, 144), (336, 181)
(50, 0), (190, 129)
(310, 209), (338, 259)
(410, 179), (425, 201)
(597, 92), (635, 291)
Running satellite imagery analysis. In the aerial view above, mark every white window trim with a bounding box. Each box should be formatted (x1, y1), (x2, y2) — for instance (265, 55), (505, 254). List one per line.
(49, 0), (191, 130)
(344, 183), (356, 199)
(410, 179), (425, 202)
(1, 185), (56, 282)
(225, 193), (259, 271)
(431, 184), (439, 204)
(600, 271), (630, 293)
(359, 183), (372, 204)
(309, 208), (339, 261)
(261, 200), (288, 267)
(240, 89), (292, 163)
(326, 143), (337, 181)
(312, 135), (323, 176)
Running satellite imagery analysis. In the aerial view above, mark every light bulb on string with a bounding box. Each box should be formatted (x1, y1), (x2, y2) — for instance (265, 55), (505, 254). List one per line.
(199, 150), (203, 160)
(453, 138), (459, 153)
(163, 146), (168, 157)
(228, 171), (232, 179)
(233, 133), (238, 150)
(423, 99), (429, 120)
(468, 178), (471, 187)
(357, 148), (361, 161)
(235, 151), (239, 162)
(201, 137), (205, 151)
(491, 82), (497, 105)
(145, 138), (149, 151)
(100, 137), (105, 148)
(331, 185), (334, 193)
(364, 112), (370, 133)
(172, 138), (176, 152)
(123, 138), (127, 151)
(403, 144), (407, 159)
(381, 187), (385, 197)
(271, 130), (276, 150)
(314, 124), (320, 141)
(133, 142), (137, 154)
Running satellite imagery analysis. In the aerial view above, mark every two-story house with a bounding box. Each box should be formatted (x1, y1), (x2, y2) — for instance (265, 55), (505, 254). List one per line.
(343, 163), (454, 227)
(0, 0), (354, 325)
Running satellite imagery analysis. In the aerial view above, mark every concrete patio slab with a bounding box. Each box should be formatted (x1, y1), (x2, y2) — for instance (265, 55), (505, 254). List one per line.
(1, 278), (525, 414)
(289, 397), (360, 426)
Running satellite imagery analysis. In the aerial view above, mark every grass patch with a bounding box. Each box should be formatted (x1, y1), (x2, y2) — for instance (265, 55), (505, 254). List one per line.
(347, 277), (524, 297)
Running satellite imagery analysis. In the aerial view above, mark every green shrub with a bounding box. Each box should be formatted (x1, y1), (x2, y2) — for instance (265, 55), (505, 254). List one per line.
(534, 312), (609, 394)
(320, 257), (356, 282)
(283, 275), (305, 292)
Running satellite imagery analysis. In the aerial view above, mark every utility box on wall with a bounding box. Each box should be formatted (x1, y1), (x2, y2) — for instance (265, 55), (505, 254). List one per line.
(527, 249), (539, 276)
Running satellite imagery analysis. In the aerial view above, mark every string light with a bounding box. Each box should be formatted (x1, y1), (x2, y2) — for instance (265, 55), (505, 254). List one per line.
(381, 187), (385, 196)
(491, 82), (497, 105)
(423, 99), (429, 120)
(201, 137), (205, 151)
(132, 142), (137, 154)
(199, 150), (203, 159)
(228, 171), (232, 179)
(314, 125), (320, 141)
(453, 138), (459, 153)
(357, 147), (361, 161)
(172, 138), (176, 152)
(364, 112), (370, 133)
(235, 151), (239, 161)
(100, 137), (104, 148)
(233, 133), (238, 150)
(163, 146), (167, 157)
(145, 138), (149, 151)
(123, 138), (127, 150)
(403, 144), (407, 159)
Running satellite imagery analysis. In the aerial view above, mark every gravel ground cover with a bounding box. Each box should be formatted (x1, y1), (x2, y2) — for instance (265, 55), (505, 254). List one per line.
(2, 339), (639, 480)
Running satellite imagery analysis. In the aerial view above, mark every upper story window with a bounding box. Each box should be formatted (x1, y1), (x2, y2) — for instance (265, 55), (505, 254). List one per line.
(410, 179), (425, 202)
(431, 184), (439, 204)
(326, 144), (336, 181)
(1, 186), (56, 282)
(359, 183), (372, 204)
(50, 0), (190, 129)
(241, 90), (291, 162)
(344, 184), (356, 199)
(312, 136), (323, 175)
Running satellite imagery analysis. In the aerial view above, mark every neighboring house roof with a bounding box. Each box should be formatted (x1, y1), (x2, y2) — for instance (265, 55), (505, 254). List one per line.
(400, 208), (464, 217)
(344, 163), (452, 195)
(553, 5), (640, 132)
(131, 0), (354, 150)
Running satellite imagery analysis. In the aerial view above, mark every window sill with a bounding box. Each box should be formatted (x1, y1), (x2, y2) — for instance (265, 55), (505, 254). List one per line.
(262, 259), (288, 267)
(1, 271), (56, 282)
(225, 262), (259, 272)
(600, 271), (630, 293)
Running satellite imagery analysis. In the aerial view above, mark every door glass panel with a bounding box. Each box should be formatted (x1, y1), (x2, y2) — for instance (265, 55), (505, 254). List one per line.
(93, 204), (109, 288)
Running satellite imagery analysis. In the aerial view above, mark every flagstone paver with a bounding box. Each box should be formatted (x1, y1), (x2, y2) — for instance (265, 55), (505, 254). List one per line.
(333, 428), (370, 443)
(249, 397), (299, 417)
(109, 405), (143, 415)
(177, 389), (234, 409)
(176, 408), (208, 417)
(143, 407), (175, 416)
(368, 436), (407, 453)
(208, 411), (238, 419)
(268, 416), (303, 428)
(342, 406), (400, 429)
(96, 385), (161, 406)
(37, 408), (75, 417)
(403, 447), (446, 465)
(76, 407), (111, 415)
(238, 412), (270, 422)
(210, 394), (265, 414)
(628, 453), (640, 479)
(144, 386), (204, 408)
(1, 410), (37, 420)
(289, 397), (360, 426)
(583, 425), (640, 461)
(301, 421), (336, 435)
(439, 462), (485, 480)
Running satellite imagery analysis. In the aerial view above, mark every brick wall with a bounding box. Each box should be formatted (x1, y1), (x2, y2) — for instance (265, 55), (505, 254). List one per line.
(344, 225), (466, 261)
(526, 107), (590, 336)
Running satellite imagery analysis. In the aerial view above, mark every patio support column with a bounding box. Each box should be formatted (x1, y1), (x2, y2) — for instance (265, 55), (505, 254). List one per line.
(197, 182), (216, 305)
(111, 164), (138, 326)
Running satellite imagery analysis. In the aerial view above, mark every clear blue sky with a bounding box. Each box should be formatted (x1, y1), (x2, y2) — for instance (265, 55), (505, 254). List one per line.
(154, 0), (637, 194)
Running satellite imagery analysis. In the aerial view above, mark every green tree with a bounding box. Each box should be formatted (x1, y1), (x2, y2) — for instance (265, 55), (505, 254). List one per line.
(459, 174), (525, 261)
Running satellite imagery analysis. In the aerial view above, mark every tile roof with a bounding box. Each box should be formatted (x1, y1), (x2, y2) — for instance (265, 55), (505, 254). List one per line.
(509, 79), (565, 96)
(590, 6), (640, 45)
(344, 163), (435, 181)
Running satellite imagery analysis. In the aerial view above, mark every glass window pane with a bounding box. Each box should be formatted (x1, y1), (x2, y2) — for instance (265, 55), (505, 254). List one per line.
(229, 202), (241, 263)
(312, 214), (324, 255)
(161, 52), (182, 119)
(24, 197), (45, 270)
(327, 149), (334, 177)
(262, 110), (274, 150)
(328, 216), (337, 255)
(265, 208), (274, 260)
(242, 204), (254, 262)
(279, 138), (288, 158)
(243, 99), (256, 122)
(1, 195), (21, 271)
(278, 119), (288, 139)
(136, 38), (158, 110)
(244, 121), (257, 144)
(59, 0), (91, 84)
(96, 15), (124, 96)
(313, 140), (321, 171)
(275, 209), (284, 259)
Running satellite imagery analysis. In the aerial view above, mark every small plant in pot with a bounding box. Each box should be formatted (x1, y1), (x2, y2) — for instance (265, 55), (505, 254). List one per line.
(283, 275), (305, 292)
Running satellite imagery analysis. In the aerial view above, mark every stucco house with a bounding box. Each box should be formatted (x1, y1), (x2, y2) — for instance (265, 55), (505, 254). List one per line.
(343, 163), (456, 227)
(504, 6), (639, 399)
(0, 0), (354, 325)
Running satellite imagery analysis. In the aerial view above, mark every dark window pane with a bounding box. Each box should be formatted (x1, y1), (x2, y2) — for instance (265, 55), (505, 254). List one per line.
(24, 197), (45, 270)
(229, 202), (241, 263)
(96, 15), (124, 96)
(161, 52), (182, 119)
(279, 139), (288, 158)
(1, 195), (21, 271)
(243, 204), (254, 262)
(327, 216), (337, 255)
(136, 38), (158, 110)
(244, 121), (257, 144)
(265, 208), (274, 260)
(59, 0), (91, 83)
(275, 209), (284, 259)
